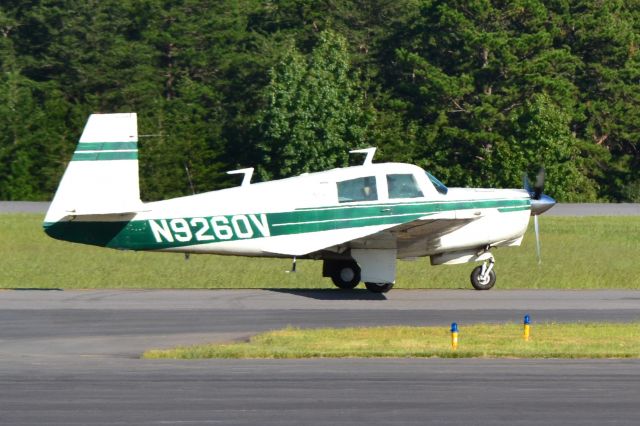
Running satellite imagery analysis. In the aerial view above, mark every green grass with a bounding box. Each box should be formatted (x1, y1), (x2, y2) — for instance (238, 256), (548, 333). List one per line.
(2, 213), (640, 289)
(143, 323), (640, 359)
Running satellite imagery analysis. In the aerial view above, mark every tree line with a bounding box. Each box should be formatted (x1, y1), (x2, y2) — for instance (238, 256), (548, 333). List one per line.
(1, 0), (639, 202)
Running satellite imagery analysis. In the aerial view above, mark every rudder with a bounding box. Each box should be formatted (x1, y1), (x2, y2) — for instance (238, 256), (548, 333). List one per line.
(44, 113), (143, 223)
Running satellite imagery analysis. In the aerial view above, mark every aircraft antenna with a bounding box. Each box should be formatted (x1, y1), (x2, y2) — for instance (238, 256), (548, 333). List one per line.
(184, 163), (196, 195)
(183, 162), (196, 262)
(349, 147), (377, 166)
(286, 256), (297, 273)
(227, 167), (254, 186)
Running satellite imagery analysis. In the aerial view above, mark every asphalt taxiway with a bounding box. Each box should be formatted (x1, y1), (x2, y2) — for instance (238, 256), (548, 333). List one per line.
(1, 289), (640, 425)
(3, 201), (640, 215)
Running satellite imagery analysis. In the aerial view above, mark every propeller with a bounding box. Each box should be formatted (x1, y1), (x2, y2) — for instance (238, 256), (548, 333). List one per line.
(533, 168), (545, 200)
(523, 167), (556, 264)
(523, 167), (546, 201)
(533, 214), (541, 264)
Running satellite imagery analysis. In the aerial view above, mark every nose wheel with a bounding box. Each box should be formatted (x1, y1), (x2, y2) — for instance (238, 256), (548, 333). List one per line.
(470, 257), (496, 290)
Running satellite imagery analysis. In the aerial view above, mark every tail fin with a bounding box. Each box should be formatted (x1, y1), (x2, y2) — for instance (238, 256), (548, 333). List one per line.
(44, 113), (144, 223)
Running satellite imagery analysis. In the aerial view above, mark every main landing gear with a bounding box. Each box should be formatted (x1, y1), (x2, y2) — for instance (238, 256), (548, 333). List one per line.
(364, 282), (394, 293)
(326, 260), (361, 290)
(324, 255), (496, 293)
(470, 256), (496, 290)
(323, 260), (395, 293)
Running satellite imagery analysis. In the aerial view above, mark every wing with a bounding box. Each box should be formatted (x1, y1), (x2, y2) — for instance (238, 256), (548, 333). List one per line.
(338, 215), (477, 256)
(262, 210), (480, 257)
(261, 222), (402, 257)
(385, 217), (476, 256)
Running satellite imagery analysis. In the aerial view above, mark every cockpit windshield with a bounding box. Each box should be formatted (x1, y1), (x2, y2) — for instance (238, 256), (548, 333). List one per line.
(426, 171), (448, 195)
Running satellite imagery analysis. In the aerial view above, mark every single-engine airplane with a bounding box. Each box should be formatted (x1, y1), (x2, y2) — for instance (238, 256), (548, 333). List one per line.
(44, 113), (556, 292)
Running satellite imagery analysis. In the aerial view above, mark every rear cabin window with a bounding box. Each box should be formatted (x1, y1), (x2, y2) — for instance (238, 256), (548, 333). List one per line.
(387, 174), (424, 199)
(337, 176), (378, 203)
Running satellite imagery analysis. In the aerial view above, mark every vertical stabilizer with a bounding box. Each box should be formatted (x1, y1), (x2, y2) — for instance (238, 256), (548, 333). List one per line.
(44, 113), (143, 223)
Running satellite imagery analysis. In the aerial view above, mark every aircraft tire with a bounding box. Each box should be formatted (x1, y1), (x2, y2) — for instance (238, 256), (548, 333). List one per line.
(470, 265), (496, 290)
(330, 261), (361, 289)
(364, 282), (394, 293)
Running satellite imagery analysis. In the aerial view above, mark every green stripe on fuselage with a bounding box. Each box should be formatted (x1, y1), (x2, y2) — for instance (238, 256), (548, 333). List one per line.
(75, 142), (138, 151)
(42, 198), (531, 250)
(72, 151), (138, 161)
(498, 206), (530, 213)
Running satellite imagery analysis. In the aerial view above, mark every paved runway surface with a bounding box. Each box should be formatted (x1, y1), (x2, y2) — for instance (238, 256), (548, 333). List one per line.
(1, 289), (640, 425)
(3, 201), (640, 215)
(549, 202), (640, 216)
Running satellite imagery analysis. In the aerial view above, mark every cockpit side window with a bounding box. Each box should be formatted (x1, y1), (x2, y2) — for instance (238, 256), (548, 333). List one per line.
(387, 174), (424, 199)
(425, 171), (448, 195)
(337, 176), (378, 203)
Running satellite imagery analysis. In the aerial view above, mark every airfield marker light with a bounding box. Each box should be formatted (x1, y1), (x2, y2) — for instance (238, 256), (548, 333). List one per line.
(451, 322), (459, 350)
(523, 314), (531, 341)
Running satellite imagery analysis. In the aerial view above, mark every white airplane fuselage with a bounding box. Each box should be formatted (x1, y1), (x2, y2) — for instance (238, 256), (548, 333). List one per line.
(43, 113), (552, 291)
(45, 162), (531, 260)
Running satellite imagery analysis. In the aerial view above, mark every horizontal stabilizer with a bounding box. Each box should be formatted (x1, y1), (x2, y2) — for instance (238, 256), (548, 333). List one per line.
(65, 205), (149, 216)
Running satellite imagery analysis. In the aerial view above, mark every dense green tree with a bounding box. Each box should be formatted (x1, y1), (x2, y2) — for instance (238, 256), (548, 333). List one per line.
(388, 0), (585, 191)
(0, 7), (71, 200)
(497, 94), (598, 201)
(562, 0), (640, 200)
(256, 30), (371, 179)
(1, 0), (640, 202)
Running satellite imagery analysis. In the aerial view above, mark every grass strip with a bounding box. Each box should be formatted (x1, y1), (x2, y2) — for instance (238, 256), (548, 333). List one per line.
(3, 214), (640, 289)
(143, 323), (640, 359)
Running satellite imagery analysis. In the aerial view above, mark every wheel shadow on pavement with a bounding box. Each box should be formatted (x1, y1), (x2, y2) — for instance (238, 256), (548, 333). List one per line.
(267, 288), (387, 301)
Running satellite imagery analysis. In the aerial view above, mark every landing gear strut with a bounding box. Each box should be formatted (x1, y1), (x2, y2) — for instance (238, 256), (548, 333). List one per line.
(470, 256), (496, 290)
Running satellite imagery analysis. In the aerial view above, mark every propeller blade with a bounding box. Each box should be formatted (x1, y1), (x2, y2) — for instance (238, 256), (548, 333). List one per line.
(534, 214), (541, 264)
(523, 173), (533, 198)
(533, 167), (545, 200)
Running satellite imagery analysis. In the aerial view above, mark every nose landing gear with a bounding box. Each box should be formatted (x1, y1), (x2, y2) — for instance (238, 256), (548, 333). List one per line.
(470, 255), (496, 290)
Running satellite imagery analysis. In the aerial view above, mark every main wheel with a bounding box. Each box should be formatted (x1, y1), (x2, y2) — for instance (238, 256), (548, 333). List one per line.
(470, 265), (496, 290)
(364, 282), (394, 293)
(330, 261), (361, 290)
